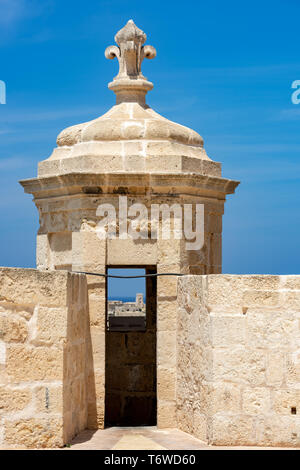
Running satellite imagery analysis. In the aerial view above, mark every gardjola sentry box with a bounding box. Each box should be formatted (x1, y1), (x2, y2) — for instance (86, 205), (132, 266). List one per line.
(20, 20), (238, 431)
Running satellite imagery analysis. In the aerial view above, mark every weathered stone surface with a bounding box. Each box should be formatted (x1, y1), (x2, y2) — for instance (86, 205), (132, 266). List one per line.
(157, 367), (176, 401)
(6, 345), (63, 382)
(35, 385), (63, 414)
(177, 275), (300, 447)
(4, 418), (64, 448)
(0, 268), (88, 449)
(210, 315), (246, 347)
(212, 347), (266, 386)
(208, 383), (242, 414)
(265, 351), (285, 386)
(256, 416), (300, 447)
(0, 387), (32, 412)
(157, 331), (176, 369)
(157, 401), (177, 428)
(273, 390), (300, 415)
(0, 268), (69, 307)
(107, 239), (157, 265)
(0, 315), (28, 343)
(210, 415), (256, 446)
(242, 388), (271, 415)
(32, 306), (68, 346)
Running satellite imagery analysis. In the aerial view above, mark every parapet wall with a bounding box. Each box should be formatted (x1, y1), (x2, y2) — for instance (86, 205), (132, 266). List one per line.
(0, 267), (88, 448)
(177, 274), (300, 447)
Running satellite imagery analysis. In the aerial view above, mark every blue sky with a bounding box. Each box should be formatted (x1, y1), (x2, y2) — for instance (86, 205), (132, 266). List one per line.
(0, 0), (299, 279)
(108, 269), (145, 300)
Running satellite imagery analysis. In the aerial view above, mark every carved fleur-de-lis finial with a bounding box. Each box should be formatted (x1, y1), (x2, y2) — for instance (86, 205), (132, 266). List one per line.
(105, 20), (156, 105)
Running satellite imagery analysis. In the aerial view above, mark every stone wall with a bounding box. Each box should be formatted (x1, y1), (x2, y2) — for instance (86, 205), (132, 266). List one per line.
(177, 274), (300, 447)
(26, 179), (227, 430)
(0, 267), (88, 448)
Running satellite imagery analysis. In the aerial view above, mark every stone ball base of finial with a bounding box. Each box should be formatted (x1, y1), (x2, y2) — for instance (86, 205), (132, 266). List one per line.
(108, 78), (154, 105)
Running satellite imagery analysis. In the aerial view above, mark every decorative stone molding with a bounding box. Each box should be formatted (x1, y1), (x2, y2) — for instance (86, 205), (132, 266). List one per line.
(105, 20), (156, 104)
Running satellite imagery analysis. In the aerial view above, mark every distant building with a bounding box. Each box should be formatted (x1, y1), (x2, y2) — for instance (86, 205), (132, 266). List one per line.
(108, 293), (146, 317)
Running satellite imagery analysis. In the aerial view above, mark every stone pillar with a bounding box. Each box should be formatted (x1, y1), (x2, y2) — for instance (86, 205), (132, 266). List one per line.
(72, 229), (107, 429)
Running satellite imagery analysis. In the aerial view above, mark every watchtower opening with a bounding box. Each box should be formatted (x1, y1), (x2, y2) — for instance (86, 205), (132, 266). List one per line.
(105, 266), (157, 427)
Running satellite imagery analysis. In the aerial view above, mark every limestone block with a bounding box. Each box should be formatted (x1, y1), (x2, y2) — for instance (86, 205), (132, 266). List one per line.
(208, 213), (222, 233)
(157, 301), (177, 332)
(273, 390), (300, 415)
(0, 304), (33, 321)
(87, 367), (104, 390)
(62, 154), (124, 174)
(87, 401), (104, 429)
(256, 416), (300, 447)
(107, 238), (157, 265)
(210, 315), (246, 347)
(72, 141), (122, 157)
(49, 232), (72, 269)
(6, 345), (63, 382)
(282, 276), (300, 290)
(177, 275), (206, 315)
(192, 411), (208, 442)
(34, 385), (63, 414)
(157, 367), (176, 401)
(242, 290), (280, 308)
(124, 154), (146, 171)
(157, 273), (178, 298)
(209, 415), (256, 446)
(202, 160), (222, 177)
(0, 315), (28, 343)
(157, 400), (177, 428)
(157, 240), (183, 265)
(176, 404), (193, 435)
(0, 341), (5, 365)
(145, 154), (183, 173)
(38, 159), (61, 177)
(0, 387), (32, 412)
(181, 155), (203, 173)
(90, 327), (105, 369)
(49, 232), (72, 253)
(281, 291), (300, 310)
(212, 347), (266, 386)
(36, 234), (50, 269)
(207, 382), (242, 414)
(206, 275), (244, 313)
(246, 309), (296, 348)
(72, 230), (106, 271)
(286, 354), (300, 386)
(157, 331), (176, 369)
(183, 248), (207, 269)
(265, 351), (285, 386)
(4, 418), (64, 448)
(123, 141), (144, 154)
(31, 306), (68, 346)
(242, 275), (280, 291)
(48, 211), (69, 233)
(88, 294), (106, 327)
(0, 268), (69, 308)
(242, 387), (271, 415)
(210, 234), (222, 267)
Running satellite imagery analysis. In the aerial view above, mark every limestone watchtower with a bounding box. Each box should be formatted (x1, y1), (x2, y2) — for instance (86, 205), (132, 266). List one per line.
(20, 21), (239, 430)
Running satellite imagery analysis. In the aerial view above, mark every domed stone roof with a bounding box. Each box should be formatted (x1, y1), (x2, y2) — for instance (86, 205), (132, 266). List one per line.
(56, 103), (203, 148)
(38, 20), (221, 178)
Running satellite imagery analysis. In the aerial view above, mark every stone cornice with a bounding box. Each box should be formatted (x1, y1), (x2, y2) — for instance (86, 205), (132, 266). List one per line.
(20, 172), (239, 201)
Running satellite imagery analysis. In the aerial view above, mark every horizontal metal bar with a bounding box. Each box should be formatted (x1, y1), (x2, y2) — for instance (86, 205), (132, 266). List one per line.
(72, 271), (184, 279)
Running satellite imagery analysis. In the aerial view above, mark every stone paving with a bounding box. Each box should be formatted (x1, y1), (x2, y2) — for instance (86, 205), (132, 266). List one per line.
(67, 427), (294, 451)
(0, 427), (297, 450)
